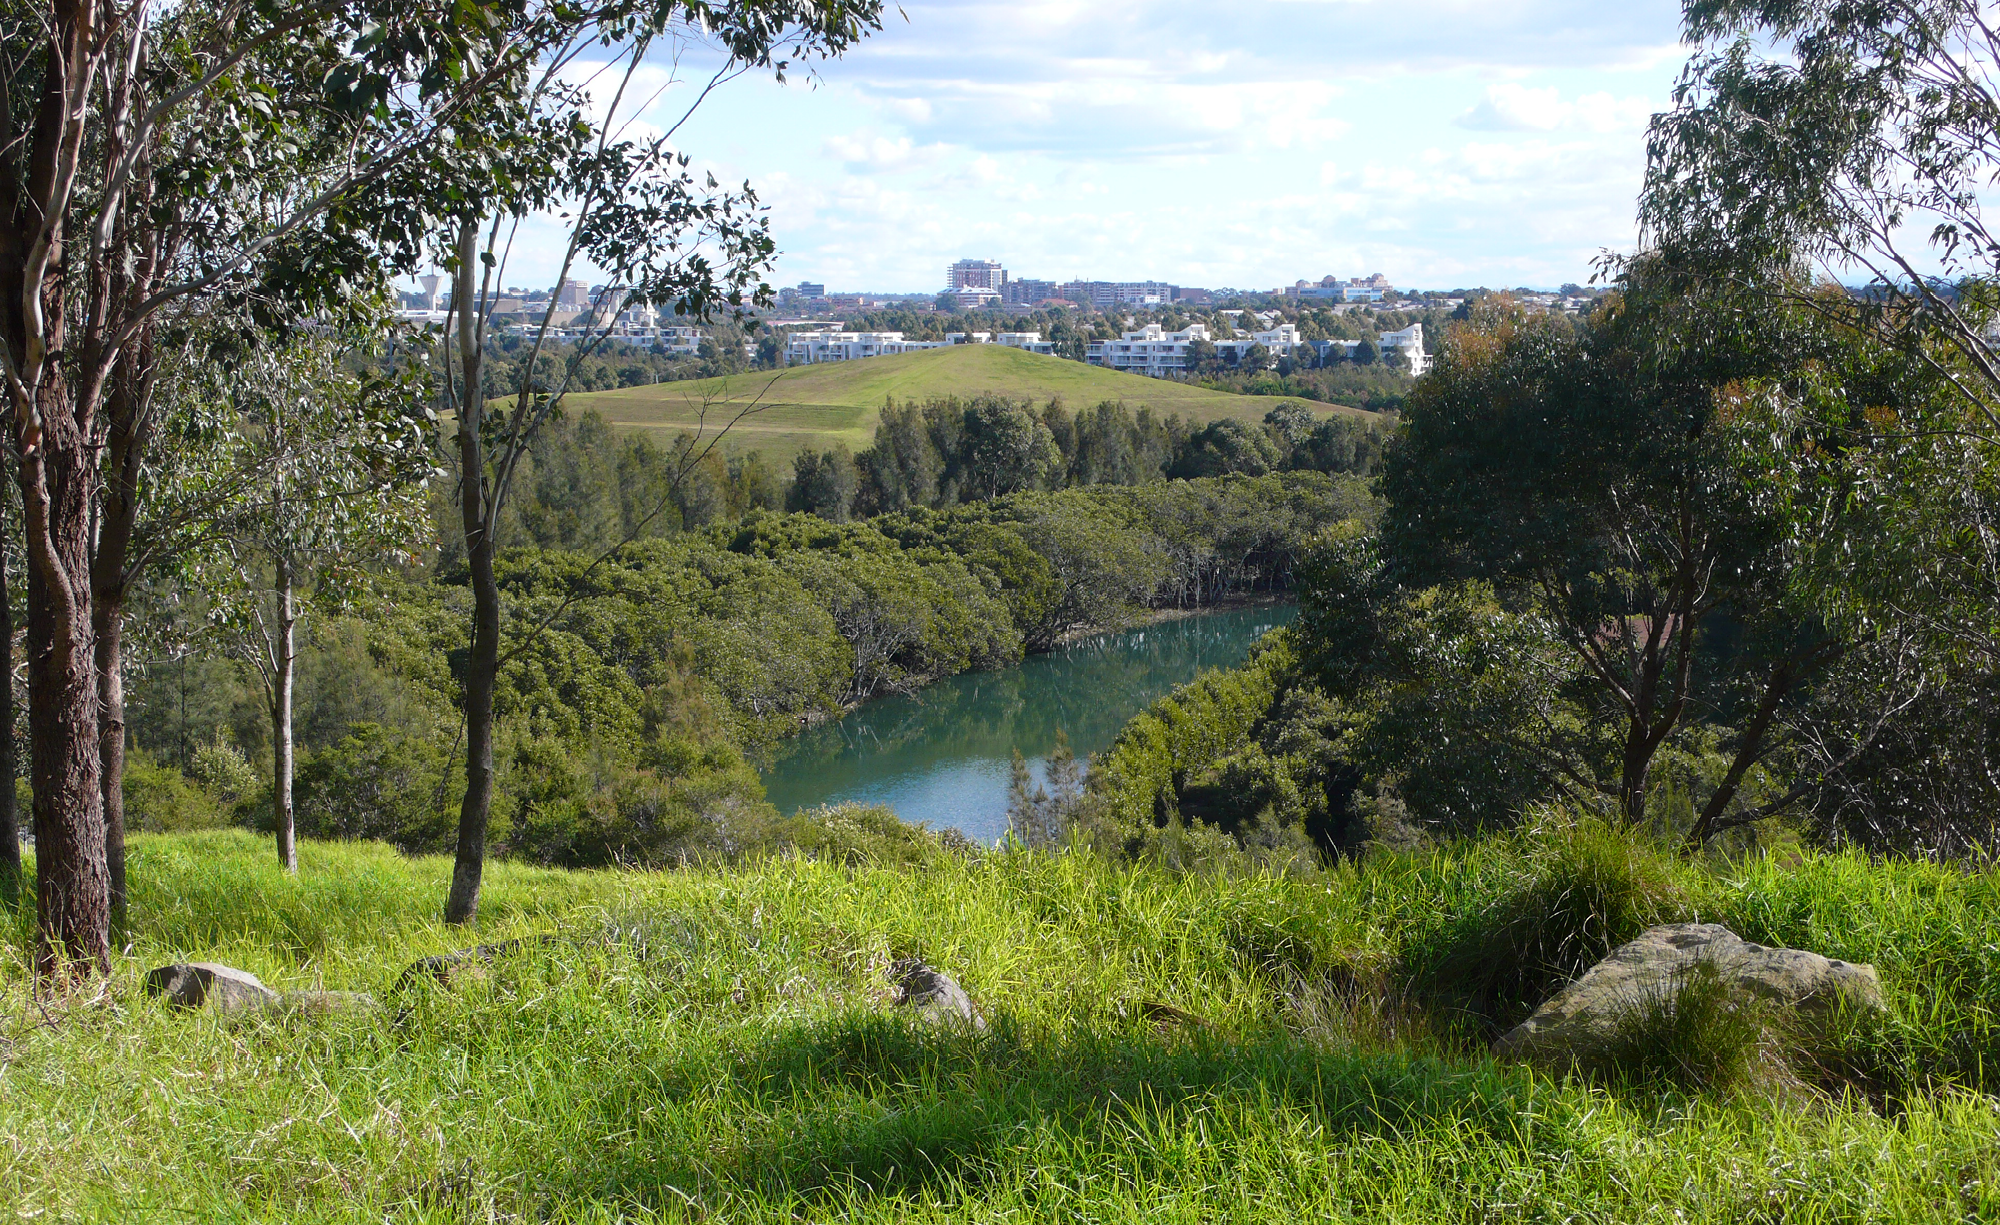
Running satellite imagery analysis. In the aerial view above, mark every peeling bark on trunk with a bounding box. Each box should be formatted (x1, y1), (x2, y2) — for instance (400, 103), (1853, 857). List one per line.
(1, 0), (114, 977)
(93, 592), (125, 931)
(23, 374), (108, 976)
(0, 548), (18, 887)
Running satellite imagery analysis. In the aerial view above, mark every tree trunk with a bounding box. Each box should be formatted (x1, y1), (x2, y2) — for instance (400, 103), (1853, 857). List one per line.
(0, 0), (113, 976)
(446, 535), (498, 925)
(93, 590), (126, 931)
(21, 376), (109, 976)
(94, 327), (153, 930)
(273, 563), (298, 873)
(445, 218), (494, 926)
(0, 547), (18, 890)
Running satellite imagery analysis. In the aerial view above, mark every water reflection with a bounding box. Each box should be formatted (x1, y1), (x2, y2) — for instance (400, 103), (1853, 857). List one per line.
(759, 602), (1296, 843)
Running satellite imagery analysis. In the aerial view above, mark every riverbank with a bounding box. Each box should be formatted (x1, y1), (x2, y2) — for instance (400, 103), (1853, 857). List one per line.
(1050, 590), (1296, 648)
(4, 827), (1995, 1221)
(760, 602), (1297, 840)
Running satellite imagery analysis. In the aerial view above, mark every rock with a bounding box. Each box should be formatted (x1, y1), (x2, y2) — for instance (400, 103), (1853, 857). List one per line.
(144, 962), (280, 1013)
(394, 936), (558, 992)
(1138, 1001), (1210, 1030)
(1493, 922), (1884, 1067)
(283, 991), (381, 1017)
(889, 958), (985, 1030)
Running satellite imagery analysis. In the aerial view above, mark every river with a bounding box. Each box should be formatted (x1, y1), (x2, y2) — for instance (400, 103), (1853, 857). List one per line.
(759, 602), (1297, 843)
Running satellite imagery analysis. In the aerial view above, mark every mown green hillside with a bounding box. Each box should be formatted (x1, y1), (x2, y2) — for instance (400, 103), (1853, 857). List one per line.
(3, 828), (1996, 1221)
(567, 344), (1375, 460)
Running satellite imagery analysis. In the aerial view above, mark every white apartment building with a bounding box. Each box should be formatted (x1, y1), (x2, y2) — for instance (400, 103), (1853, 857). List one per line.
(1293, 273), (1394, 303)
(1086, 320), (1425, 377)
(787, 330), (953, 364)
(996, 331), (1055, 354)
(1221, 323), (1304, 363)
(1314, 323), (1428, 375)
(785, 329), (1054, 364)
(657, 325), (704, 356)
(1089, 322), (1305, 375)
(1087, 323), (1212, 375)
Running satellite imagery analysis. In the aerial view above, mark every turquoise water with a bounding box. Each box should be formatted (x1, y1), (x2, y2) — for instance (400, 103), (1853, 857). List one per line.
(759, 603), (1296, 843)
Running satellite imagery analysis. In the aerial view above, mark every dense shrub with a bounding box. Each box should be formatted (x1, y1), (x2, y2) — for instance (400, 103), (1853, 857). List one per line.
(504, 735), (778, 869)
(1081, 630), (1297, 856)
(121, 748), (226, 833)
(292, 723), (468, 853)
(189, 735), (261, 806)
(772, 802), (979, 867)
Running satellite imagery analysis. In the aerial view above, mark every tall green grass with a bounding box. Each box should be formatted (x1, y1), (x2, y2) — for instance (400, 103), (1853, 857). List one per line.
(2, 828), (1997, 1222)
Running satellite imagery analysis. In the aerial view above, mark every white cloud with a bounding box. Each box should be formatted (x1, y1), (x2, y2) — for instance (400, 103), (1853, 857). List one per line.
(821, 133), (949, 170)
(1456, 83), (1654, 132)
(497, 0), (1689, 291)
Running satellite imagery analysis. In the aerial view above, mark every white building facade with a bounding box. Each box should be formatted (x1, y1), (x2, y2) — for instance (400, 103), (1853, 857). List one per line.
(1087, 323), (1212, 375)
(949, 259), (1007, 290)
(785, 329), (1054, 365)
(1087, 322), (1306, 377)
(1312, 323), (1428, 375)
(787, 331), (952, 364)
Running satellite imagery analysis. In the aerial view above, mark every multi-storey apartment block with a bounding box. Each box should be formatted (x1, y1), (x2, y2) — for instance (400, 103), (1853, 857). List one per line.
(1060, 280), (1179, 308)
(948, 259), (1008, 291)
(1292, 273), (1395, 302)
(785, 329), (1054, 365)
(1086, 323), (1212, 374)
(1086, 322), (1303, 375)
(787, 331), (951, 364)
(1311, 323), (1428, 374)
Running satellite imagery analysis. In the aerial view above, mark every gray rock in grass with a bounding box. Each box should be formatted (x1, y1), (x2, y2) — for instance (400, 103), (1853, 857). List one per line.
(1493, 922), (1885, 1067)
(889, 958), (986, 1031)
(144, 962), (281, 1013)
(394, 936), (561, 992)
(282, 990), (381, 1017)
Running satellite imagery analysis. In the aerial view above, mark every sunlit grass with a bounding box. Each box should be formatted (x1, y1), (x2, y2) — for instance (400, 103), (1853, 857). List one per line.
(566, 345), (1373, 463)
(1, 828), (1997, 1222)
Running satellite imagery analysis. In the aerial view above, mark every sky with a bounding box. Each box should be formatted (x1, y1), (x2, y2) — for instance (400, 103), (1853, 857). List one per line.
(499, 0), (1695, 296)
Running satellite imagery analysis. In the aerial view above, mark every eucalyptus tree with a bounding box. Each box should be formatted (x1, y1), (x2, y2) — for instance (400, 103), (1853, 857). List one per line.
(1640, 0), (2000, 835)
(1643, 0), (2000, 425)
(1369, 268), (1927, 835)
(0, 0), (521, 973)
(432, 0), (882, 926)
(188, 332), (430, 872)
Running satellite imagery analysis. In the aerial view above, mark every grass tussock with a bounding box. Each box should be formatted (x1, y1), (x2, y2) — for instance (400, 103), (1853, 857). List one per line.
(1595, 958), (1792, 1097)
(1, 828), (1999, 1221)
(1399, 817), (1696, 1039)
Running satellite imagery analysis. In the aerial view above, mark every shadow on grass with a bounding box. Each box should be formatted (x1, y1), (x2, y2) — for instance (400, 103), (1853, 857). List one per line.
(550, 1010), (1537, 1213)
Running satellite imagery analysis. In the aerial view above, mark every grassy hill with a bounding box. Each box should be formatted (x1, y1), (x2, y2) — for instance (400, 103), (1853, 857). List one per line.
(567, 344), (1375, 460)
(3, 828), (1997, 1220)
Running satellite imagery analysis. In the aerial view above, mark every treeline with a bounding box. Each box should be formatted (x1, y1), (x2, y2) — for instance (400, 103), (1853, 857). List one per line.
(124, 473), (1370, 871)
(458, 398), (1384, 550)
(459, 323), (770, 399)
(793, 397), (1385, 521)
(1191, 364), (1416, 413)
